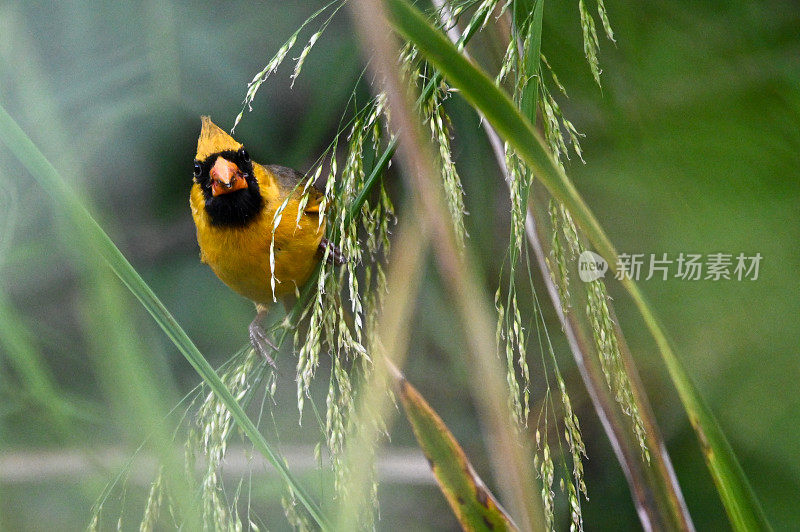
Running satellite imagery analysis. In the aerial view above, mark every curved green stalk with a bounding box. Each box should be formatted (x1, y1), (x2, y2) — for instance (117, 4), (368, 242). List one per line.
(395, 368), (519, 531)
(0, 105), (331, 531)
(351, 0), (545, 527)
(382, 1), (770, 529)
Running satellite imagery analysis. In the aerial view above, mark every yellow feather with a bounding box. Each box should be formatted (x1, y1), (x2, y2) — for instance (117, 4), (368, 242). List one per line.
(195, 116), (242, 161)
(190, 118), (324, 305)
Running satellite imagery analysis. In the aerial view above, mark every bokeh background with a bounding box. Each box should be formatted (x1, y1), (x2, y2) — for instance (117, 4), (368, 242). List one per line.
(0, 0), (798, 530)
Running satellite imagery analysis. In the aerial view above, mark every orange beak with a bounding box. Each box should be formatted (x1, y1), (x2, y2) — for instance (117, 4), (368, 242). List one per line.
(210, 157), (248, 197)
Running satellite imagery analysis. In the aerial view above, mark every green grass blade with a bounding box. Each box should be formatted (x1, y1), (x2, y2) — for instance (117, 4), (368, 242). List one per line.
(286, 135), (396, 328)
(385, 0), (604, 260)
(0, 104), (331, 531)
(383, 1), (771, 529)
(396, 371), (519, 531)
(513, 0), (543, 119)
(345, 136), (397, 229)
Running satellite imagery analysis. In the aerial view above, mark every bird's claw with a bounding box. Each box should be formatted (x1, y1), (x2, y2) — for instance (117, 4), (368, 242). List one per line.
(249, 317), (279, 372)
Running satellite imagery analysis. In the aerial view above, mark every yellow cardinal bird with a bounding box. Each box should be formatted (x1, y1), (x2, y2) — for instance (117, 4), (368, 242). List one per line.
(190, 116), (344, 366)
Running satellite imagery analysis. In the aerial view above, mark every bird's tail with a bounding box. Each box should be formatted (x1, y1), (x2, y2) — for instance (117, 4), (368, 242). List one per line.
(319, 237), (347, 266)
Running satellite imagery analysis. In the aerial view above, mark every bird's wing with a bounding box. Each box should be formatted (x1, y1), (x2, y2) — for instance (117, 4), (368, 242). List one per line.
(266, 164), (346, 265)
(267, 164), (324, 215)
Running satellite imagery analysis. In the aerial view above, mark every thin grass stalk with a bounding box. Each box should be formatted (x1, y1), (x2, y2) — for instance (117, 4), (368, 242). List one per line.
(474, 42), (692, 532)
(605, 301), (694, 528)
(621, 278), (771, 531)
(0, 4), (142, 439)
(350, 1), (545, 528)
(80, 270), (200, 531)
(433, 3), (673, 527)
(436, 3), (694, 527)
(0, 17), (201, 526)
(334, 213), (429, 529)
(526, 190), (691, 531)
(284, 136), (397, 332)
(0, 125), (197, 531)
(382, 1), (770, 529)
(0, 104), (331, 531)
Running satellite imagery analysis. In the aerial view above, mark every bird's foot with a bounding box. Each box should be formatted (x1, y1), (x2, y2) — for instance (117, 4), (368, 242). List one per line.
(249, 316), (279, 372)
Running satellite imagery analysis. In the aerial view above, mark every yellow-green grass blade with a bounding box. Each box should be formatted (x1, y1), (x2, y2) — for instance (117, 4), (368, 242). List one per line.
(383, 1), (770, 529)
(0, 104), (331, 531)
(396, 372), (518, 532)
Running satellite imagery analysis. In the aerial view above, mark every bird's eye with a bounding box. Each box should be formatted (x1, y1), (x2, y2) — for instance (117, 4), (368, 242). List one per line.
(193, 160), (202, 178)
(239, 147), (249, 162)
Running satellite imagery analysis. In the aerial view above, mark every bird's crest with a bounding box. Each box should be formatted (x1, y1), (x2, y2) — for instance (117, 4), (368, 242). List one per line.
(196, 116), (243, 161)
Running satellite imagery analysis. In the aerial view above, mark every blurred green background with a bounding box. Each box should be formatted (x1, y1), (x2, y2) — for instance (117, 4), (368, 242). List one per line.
(0, 0), (798, 530)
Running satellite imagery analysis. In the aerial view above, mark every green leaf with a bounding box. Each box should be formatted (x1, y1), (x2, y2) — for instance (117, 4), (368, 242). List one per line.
(513, 0), (543, 120)
(383, 1), (771, 530)
(396, 372), (518, 532)
(0, 104), (332, 531)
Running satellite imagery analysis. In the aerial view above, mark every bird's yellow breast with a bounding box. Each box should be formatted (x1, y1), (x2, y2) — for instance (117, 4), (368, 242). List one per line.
(190, 166), (324, 305)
